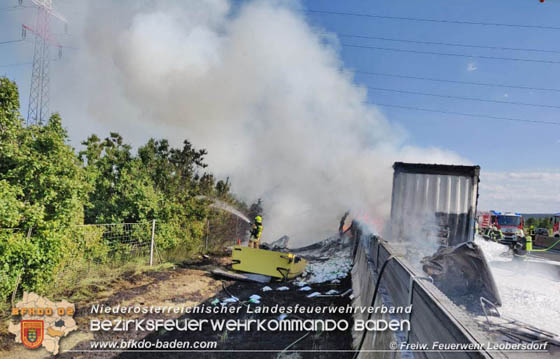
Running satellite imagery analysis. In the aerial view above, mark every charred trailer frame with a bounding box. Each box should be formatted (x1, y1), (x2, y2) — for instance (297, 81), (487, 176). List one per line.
(390, 162), (480, 247)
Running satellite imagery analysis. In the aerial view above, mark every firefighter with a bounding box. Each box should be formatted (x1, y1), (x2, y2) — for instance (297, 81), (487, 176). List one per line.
(249, 216), (263, 248)
(490, 225), (503, 242)
(529, 225), (535, 237)
(526, 233), (533, 251)
(513, 232), (531, 257)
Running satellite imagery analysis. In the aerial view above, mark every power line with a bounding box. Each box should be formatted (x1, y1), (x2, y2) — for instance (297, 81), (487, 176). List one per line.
(0, 4), (34, 12)
(355, 70), (560, 93)
(371, 102), (560, 126)
(306, 9), (560, 31)
(0, 39), (24, 45)
(338, 34), (560, 54)
(367, 86), (560, 110)
(343, 43), (560, 64)
(0, 5), (20, 11)
(0, 57), (61, 68)
(0, 61), (32, 67)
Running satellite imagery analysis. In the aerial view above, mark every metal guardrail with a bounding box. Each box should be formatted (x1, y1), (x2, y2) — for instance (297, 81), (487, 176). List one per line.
(350, 224), (499, 359)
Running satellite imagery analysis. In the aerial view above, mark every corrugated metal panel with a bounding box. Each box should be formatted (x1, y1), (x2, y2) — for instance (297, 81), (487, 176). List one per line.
(390, 163), (480, 247)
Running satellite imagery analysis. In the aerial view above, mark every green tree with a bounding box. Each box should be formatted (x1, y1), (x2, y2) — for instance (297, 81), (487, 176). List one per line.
(137, 138), (210, 249)
(198, 173), (215, 195)
(0, 78), (89, 299)
(215, 177), (231, 198)
(80, 133), (160, 224)
(537, 218), (552, 231)
(0, 76), (248, 300)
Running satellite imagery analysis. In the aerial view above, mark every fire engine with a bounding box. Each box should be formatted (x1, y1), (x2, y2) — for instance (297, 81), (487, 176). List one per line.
(495, 212), (525, 244)
(477, 211), (525, 244)
(477, 210), (498, 237)
(552, 213), (560, 238)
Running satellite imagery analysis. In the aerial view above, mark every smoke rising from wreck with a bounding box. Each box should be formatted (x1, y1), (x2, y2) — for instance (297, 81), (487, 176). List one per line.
(56, 0), (467, 244)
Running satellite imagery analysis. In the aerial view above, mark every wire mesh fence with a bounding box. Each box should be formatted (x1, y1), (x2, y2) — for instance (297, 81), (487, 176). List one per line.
(70, 221), (157, 264)
(1, 222), (158, 299)
(2, 209), (254, 282)
(1, 215), (255, 303)
(77, 223), (151, 250)
(0, 223), (157, 266)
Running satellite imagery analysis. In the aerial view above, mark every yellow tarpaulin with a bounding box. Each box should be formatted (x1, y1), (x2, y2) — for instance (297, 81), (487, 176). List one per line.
(231, 246), (307, 279)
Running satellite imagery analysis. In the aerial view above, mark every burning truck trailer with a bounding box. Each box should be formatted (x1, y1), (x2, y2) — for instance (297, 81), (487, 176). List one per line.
(348, 162), (560, 358)
(388, 162), (501, 310)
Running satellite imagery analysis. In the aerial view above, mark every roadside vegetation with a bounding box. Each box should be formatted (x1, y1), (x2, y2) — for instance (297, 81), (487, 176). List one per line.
(0, 77), (254, 307)
(525, 217), (554, 233)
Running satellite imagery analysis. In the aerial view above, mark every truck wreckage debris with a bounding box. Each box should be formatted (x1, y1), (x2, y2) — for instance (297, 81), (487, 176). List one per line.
(347, 162), (559, 357)
(387, 162), (502, 309)
(205, 161), (558, 357)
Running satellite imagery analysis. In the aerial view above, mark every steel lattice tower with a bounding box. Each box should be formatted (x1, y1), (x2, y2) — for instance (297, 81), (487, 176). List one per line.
(25, 0), (66, 126)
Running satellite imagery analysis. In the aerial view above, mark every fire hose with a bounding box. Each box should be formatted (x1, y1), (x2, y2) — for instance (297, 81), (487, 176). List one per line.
(352, 255), (396, 359)
(528, 237), (560, 252)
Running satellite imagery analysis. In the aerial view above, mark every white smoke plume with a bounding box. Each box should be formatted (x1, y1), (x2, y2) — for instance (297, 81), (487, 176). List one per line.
(54, 0), (467, 244)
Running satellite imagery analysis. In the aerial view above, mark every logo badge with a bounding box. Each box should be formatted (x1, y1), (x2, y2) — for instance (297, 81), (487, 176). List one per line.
(21, 320), (44, 349)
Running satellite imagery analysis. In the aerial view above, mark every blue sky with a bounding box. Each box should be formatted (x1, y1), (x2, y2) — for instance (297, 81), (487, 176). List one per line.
(1, 0), (559, 171)
(0, 0), (559, 212)
(300, 0), (560, 172)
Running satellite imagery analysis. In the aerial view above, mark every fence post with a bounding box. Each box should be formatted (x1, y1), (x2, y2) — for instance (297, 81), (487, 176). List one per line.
(150, 220), (156, 266)
(205, 219), (209, 251)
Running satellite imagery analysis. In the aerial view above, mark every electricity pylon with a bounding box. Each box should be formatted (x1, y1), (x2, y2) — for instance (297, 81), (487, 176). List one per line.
(24, 0), (66, 126)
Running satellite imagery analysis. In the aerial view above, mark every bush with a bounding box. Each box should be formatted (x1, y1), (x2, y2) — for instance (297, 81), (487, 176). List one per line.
(0, 77), (248, 302)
